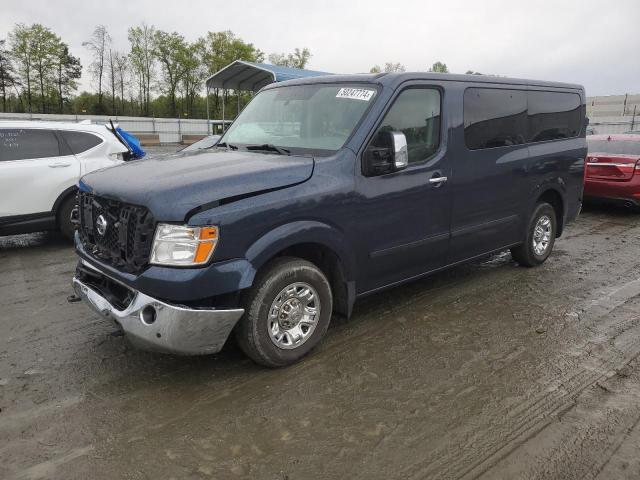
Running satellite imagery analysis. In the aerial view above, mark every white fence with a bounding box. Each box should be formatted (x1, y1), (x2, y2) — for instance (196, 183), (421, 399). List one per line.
(587, 94), (640, 118)
(0, 113), (231, 143)
(588, 116), (639, 135)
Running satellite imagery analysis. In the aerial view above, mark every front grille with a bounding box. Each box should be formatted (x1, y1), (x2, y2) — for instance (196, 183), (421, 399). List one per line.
(77, 191), (155, 273)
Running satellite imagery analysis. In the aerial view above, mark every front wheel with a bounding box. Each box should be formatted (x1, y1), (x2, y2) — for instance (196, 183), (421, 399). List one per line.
(235, 257), (333, 367)
(510, 202), (557, 267)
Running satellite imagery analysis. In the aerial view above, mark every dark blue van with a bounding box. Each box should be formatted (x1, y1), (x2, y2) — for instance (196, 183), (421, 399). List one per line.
(72, 73), (587, 367)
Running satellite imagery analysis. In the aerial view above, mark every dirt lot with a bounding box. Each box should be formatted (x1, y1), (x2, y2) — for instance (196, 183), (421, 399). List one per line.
(2, 204), (640, 480)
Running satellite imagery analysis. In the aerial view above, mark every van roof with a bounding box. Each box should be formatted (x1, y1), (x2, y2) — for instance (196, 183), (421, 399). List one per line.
(265, 72), (584, 92)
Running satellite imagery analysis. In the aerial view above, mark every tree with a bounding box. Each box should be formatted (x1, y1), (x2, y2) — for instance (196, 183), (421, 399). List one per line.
(268, 48), (312, 69)
(129, 24), (156, 115)
(0, 39), (17, 112)
(429, 61), (449, 73)
(369, 62), (405, 73)
(153, 30), (191, 117)
(83, 25), (111, 111)
(54, 43), (81, 113)
(198, 30), (264, 74)
(31, 24), (61, 113)
(180, 42), (203, 117)
(385, 62), (405, 73)
(9, 24), (65, 113)
(112, 51), (129, 115)
(9, 24), (34, 112)
(106, 48), (116, 113)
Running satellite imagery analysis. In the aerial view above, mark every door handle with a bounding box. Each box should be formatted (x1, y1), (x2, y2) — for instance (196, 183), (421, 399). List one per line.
(429, 175), (448, 186)
(49, 162), (71, 168)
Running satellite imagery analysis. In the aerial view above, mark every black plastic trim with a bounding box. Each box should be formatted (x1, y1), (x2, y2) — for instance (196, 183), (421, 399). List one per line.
(0, 212), (56, 236)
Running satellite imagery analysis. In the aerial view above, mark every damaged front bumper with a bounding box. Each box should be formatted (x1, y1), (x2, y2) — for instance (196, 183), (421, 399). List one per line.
(72, 260), (244, 355)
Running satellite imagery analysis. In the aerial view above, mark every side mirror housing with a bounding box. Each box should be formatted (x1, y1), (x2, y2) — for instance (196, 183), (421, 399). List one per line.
(363, 131), (409, 176)
(390, 131), (409, 170)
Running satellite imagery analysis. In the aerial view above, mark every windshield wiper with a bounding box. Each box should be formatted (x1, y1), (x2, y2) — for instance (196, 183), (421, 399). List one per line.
(216, 142), (238, 150)
(246, 144), (290, 155)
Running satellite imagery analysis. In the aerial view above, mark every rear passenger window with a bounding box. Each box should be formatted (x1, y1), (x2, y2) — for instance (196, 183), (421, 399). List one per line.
(61, 131), (102, 154)
(464, 88), (527, 150)
(0, 128), (61, 161)
(464, 88), (583, 150)
(371, 88), (441, 164)
(527, 91), (581, 142)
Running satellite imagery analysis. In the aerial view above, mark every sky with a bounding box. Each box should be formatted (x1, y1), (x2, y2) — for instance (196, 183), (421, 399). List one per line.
(2, 0), (639, 97)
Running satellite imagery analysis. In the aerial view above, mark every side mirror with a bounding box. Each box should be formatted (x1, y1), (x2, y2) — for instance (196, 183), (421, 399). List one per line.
(390, 131), (409, 170)
(363, 131), (409, 176)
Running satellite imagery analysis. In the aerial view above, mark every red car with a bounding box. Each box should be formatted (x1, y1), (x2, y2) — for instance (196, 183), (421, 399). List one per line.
(584, 134), (640, 209)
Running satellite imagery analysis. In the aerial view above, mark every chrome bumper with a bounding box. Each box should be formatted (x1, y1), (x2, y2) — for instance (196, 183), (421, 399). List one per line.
(72, 266), (244, 355)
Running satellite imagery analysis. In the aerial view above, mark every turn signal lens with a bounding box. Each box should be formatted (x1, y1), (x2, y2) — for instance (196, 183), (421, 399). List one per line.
(150, 224), (219, 266)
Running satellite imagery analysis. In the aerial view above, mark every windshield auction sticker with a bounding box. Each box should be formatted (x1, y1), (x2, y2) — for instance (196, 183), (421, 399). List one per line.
(336, 88), (376, 101)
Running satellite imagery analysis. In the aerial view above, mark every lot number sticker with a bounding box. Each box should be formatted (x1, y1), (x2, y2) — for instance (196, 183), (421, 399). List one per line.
(336, 88), (375, 101)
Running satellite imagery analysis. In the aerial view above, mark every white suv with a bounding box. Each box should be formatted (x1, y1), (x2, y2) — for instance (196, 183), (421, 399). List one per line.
(0, 121), (132, 239)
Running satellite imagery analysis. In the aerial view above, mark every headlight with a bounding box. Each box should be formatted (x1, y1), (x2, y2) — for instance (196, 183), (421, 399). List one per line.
(150, 224), (219, 266)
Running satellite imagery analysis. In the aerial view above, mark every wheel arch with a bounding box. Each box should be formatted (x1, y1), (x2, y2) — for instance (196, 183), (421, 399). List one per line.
(52, 185), (77, 216)
(244, 221), (356, 318)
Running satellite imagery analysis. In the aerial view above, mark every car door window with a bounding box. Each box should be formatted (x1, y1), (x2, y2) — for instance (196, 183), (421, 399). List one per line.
(60, 131), (103, 155)
(369, 88), (441, 165)
(464, 88), (527, 150)
(0, 128), (61, 161)
(527, 91), (582, 142)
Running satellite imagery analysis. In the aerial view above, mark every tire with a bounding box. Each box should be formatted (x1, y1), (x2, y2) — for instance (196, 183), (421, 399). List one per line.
(510, 202), (557, 267)
(57, 195), (77, 241)
(235, 257), (333, 368)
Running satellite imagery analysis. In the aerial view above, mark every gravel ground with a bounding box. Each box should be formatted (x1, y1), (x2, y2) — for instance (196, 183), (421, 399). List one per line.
(2, 204), (640, 479)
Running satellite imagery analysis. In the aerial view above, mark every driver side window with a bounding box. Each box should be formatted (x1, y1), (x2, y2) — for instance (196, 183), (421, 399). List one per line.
(370, 88), (441, 164)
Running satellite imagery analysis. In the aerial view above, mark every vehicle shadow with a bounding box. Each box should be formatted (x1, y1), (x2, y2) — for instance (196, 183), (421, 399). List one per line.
(581, 202), (640, 218)
(0, 230), (72, 252)
(86, 248), (518, 390)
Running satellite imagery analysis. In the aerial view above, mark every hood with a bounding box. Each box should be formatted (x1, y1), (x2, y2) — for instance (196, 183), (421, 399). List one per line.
(79, 149), (314, 221)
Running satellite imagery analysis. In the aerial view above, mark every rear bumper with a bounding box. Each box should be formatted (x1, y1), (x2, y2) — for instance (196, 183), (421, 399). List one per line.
(584, 176), (640, 205)
(72, 260), (244, 355)
(583, 195), (640, 208)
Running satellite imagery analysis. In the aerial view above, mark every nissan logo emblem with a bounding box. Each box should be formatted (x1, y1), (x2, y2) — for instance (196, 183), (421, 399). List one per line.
(96, 215), (108, 236)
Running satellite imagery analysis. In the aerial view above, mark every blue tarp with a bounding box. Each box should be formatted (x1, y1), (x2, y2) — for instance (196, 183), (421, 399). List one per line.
(205, 60), (331, 92)
(116, 127), (146, 159)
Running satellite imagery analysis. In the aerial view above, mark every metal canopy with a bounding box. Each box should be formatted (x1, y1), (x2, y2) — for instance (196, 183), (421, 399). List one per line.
(205, 60), (330, 92)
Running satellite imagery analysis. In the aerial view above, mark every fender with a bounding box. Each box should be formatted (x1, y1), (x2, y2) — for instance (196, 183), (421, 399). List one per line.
(243, 220), (356, 285)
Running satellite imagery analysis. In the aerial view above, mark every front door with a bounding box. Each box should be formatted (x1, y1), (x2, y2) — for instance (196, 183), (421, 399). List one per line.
(355, 86), (452, 293)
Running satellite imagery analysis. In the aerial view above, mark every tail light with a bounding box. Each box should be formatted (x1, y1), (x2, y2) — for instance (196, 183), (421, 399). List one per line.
(635, 159), (640, 175)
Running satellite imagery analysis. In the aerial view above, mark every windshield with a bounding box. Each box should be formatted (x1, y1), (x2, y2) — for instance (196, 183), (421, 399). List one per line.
(588, 139), (640, 155)
(220, 84), (378, 155)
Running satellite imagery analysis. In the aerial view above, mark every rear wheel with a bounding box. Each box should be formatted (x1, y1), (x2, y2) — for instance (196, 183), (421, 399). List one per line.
(57, 195), (77, 241)
(235, 257), (333, 367)
(510, 202), (557, 267)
